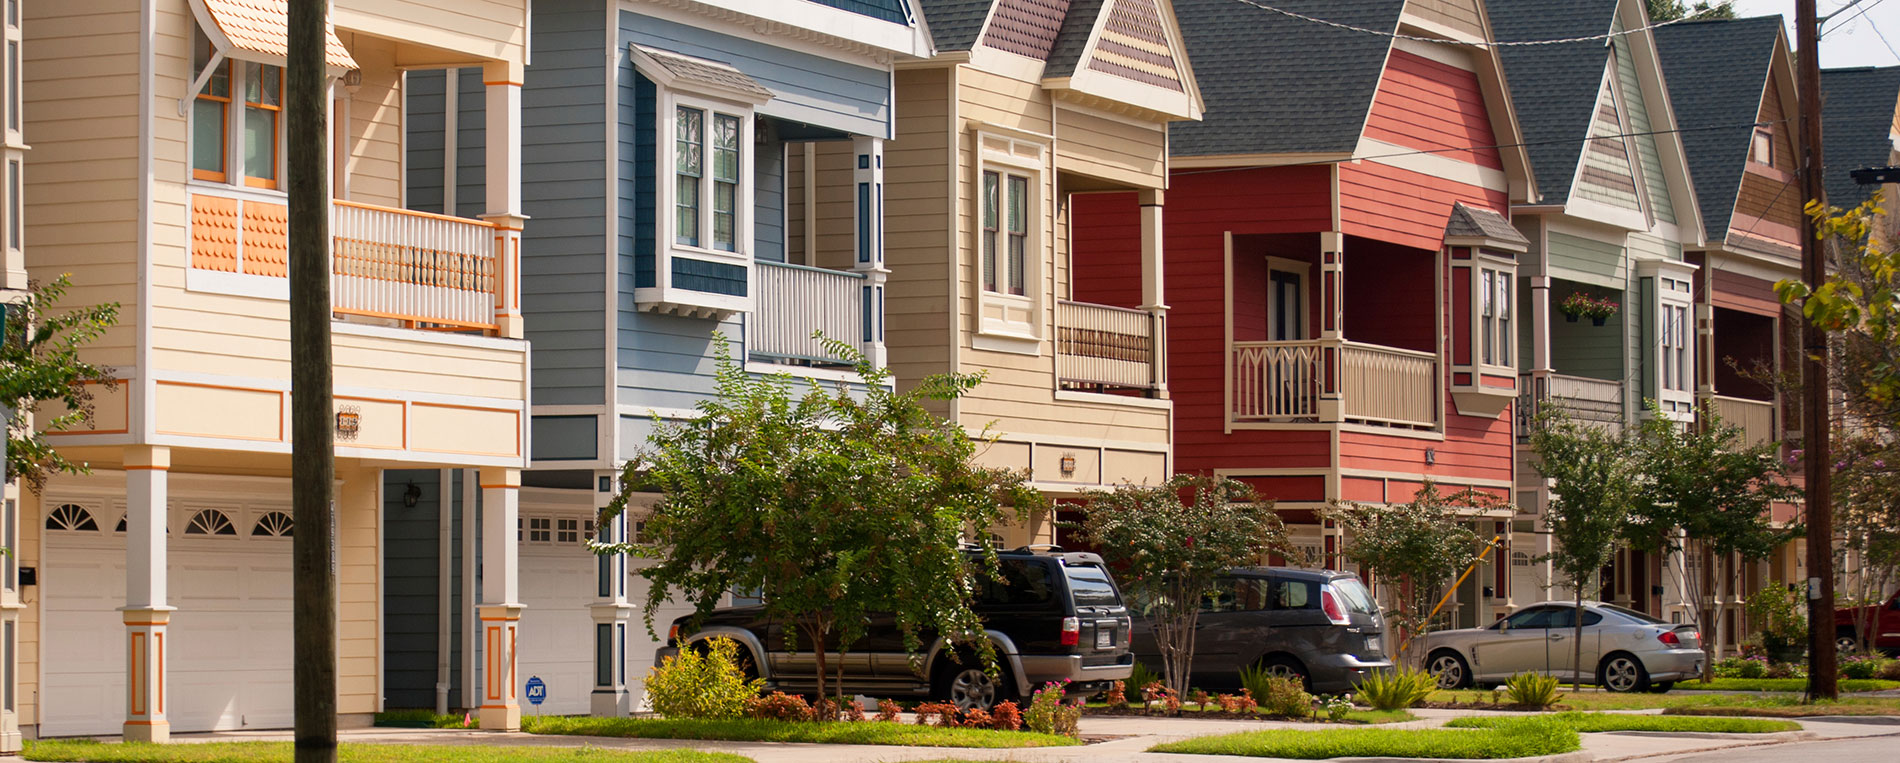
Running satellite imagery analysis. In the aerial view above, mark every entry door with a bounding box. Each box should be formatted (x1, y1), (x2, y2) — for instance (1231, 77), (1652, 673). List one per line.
(1269, 269), (1304, 341)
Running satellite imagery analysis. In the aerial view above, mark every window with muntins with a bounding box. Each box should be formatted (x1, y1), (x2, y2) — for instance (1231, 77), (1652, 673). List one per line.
(982, 170), (1030, 296)
(1662, 302), (1689, 393)
(189, 24), (281, 189)
(670, 103), (747, 254)
(1475, 260), (1515, 368)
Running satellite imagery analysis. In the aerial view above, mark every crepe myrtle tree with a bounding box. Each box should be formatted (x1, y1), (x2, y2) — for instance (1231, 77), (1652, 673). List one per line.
(3, 275), (120, 492)
(1323, 482), (1499, 665)
(1069, 474), (1291, 696)
(1528, 407), (1638, 690)
(596, 336), (1043, 712)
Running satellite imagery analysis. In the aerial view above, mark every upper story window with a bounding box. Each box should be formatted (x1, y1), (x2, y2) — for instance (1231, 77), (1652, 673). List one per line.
(673, 106), (743, 252)
(1751, 129), (1774, 166)
(4, 0), (19, 140)
(983, 171), (1029, 296)
(190, 25), (282, 189)
(1476, 259), (1515, 368)
(972, 130), (1047, 349)
(1661, 300), (1689, 394)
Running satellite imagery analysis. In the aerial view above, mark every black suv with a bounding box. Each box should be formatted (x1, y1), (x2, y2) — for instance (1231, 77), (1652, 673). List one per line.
(657, 547), (1134, 709)
(1130, 567), (1389, 693)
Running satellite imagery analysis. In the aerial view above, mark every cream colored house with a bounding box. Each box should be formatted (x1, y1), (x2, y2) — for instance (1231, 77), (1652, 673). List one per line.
(2, 0), (25, 752)
(21, 0), (531, 741)
(895, 1), (1202, 535)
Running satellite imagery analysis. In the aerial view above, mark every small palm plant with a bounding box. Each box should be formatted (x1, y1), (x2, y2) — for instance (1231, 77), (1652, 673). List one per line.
(1503, 672), (1564, 709)
(1355, 667), (1435, 711)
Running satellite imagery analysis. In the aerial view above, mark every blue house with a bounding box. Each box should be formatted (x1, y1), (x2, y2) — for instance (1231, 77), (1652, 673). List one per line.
(382, 0), (931, 718)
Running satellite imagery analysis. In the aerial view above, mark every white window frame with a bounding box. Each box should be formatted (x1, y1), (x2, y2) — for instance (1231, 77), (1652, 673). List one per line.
(1474, 254), (1517, 373)
(1648, 269), (1697, 416)
(973, 129), (1046, 349)
(659, 91), (754, 266)
(1751, 129), (1774, 166)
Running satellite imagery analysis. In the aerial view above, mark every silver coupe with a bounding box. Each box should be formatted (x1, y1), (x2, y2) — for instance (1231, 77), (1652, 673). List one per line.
(1419, 601), (1705, 693)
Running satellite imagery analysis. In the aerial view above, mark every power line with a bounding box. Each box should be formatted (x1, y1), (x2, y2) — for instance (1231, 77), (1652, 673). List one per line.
(1225, 0), (1742, 49)
(1867, 17), (1900, 63)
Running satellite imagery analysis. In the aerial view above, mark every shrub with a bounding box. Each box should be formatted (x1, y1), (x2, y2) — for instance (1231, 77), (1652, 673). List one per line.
(1881, 659), (1900, 682)
(1319, 694), (1353, 721)
(1714, 656), (1767, 679)
(1025, 682), (1080, 738)
(1764, 661), (1805, 679)
(1142, 682), (1182, 714)
(990, 700), (1023, 731)
(874, 698), (902, 722)
(1127, 662), (1161, 696)
(1503, 672), (1563, 709)
(645, 637), (763, 720)
(913, 702), (960, 727)
(1256, 677), (1313, 718)
(1356, 668), (1435, 712)
(1104, 680), (1127, 707)
(1746, 587), (1807, 656)
(1191, 689), (1211, 712)
(746, 691), (813, 722)
(1841, 655), (1891, 680)
(840, 699), (866, 722)
(1237, 663), (1274, 704)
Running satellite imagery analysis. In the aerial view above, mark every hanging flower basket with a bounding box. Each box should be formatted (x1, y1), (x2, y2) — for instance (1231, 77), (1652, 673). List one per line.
(1559, 292), (1618, 326)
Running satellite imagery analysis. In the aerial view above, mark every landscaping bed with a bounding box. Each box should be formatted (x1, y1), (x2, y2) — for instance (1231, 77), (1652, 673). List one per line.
(1148, 716), (1581, 760)
(1447, 711), (1800, 734)
(520, 716), (1081, 749)
(24, 741), (747, 763)
(1082, 703), (1413, 724)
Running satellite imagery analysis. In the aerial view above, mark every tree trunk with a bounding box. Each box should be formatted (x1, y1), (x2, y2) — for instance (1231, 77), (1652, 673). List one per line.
(287, 2), (337, 762)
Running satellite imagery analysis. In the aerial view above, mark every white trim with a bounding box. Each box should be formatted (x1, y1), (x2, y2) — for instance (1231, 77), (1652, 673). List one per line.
(971, 331), (1040, 356)
(973, 129), (1048, 342)
(644, 0), (930, 58)
(184, 267), (288, 300)
(332, 321), (530, 353)
(1564, 196), (1651, 232)
(1052, 389), (1173, 411)
(147, 367), (527, 411)
(1264, 255), (1311, 341)
(1171, 152), (1352, 169)
(982, 430), (1169, 455)
(969, 45), (1046, 83)
(742, 360), (876, 386)
(616, 404), (702, 422)
(1391, 36), (1475, 70)
(1352, 137), (1507, 191)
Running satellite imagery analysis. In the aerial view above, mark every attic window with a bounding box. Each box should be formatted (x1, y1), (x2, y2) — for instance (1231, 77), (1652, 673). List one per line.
(1752, 129), (1773, 165)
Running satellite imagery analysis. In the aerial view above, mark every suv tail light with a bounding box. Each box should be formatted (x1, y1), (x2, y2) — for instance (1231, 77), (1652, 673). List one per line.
(1060, 616), (1081, 646)
(1320, 588), (1351, 626)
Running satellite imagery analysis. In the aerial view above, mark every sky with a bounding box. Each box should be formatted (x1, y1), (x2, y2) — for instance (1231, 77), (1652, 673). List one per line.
(1729, 0), (1900, 68)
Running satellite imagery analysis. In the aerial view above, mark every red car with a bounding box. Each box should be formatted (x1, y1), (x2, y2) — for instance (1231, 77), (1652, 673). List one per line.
(1837, 590), (1900, 654)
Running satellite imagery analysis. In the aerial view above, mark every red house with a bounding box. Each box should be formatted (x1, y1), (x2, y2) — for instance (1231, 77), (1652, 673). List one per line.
(1073, 0), (1538, 627)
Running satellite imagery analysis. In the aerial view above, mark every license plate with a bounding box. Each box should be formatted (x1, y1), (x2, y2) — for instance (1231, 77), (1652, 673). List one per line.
(1365, 636), (1382, 654)
(1096, 629), (1115, 648)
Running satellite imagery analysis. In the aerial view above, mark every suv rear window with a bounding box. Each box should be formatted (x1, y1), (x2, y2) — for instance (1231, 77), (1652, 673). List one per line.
(976, 560), (1055, 606)
(1062, 563), (1122, 606)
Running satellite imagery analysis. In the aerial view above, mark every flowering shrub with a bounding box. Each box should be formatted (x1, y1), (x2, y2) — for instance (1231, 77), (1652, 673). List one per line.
(1319, 694), (1354, 721)
(746, 691), (813, 722)
(875, 698), (902, 722)
(1025, 682), (1081, 738)
(1842, 655), (1892, 680)
(1559, 292), (1619, 320)
(1714, 656), (1768, 679)
(1104, 680), (1127, 707)
(644, 637), (763, 720)
(990, 700), (1023, 731)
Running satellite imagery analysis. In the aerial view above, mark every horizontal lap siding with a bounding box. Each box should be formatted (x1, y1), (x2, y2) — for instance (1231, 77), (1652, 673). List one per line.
(1403, 0), (1486, 40)
(884, 66), (953, 393)
(1614, 36), (1674, 224)
(1710, 268), (1780, 315)
(523, 0), (608, 407)
(1363, 50), (1502, 170)
(1731, 78), (1800, 250)
(342, 34), (403, 209)
(1339, 160), (1504, 251)
(333, 0), (528, 64)
(1056, 107), (1166, 187)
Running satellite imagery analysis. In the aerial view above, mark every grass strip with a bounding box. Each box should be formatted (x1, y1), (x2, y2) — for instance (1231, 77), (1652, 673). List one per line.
(1431, 688), (1900, 713)
(521, 716), (1080, 749)
(1663, 704), (1900, 717)
(1148, 716), (1579, 760)
(1446, 711), (1799, 734)
(1689, 678), (1900, 693)
(25, 740), (747, 763)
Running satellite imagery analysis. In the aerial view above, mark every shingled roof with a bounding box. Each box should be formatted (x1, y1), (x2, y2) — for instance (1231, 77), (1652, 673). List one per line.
(1446, 203), (1530, 246)
(1488, 0), (1623, 207)
(1653, 17), (1784, 243)
(917, 0), (995, 50)
(1821, 66), (1900, 209)
(1168, 0), (1403, 157)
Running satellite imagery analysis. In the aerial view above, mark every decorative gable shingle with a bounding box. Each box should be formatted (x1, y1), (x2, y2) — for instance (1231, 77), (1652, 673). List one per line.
(984, 0), (1071, 59)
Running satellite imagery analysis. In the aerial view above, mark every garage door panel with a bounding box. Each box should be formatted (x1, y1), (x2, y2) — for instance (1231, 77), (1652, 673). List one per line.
(518, 538), (597, 718)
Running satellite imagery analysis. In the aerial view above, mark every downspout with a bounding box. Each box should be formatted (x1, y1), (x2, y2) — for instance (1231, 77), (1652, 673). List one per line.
(436, 469), (452, 715)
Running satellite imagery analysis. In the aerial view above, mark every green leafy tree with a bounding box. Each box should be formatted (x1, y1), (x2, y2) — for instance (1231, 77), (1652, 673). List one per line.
(3, 275), (120, 491)
(598, 337), (1042, 710)
(1625, 401), (1799, 678)
(1324, 482), (1495, 663)
(1529, 408), (1638, 689)
(1070, 474), (1292, 695)
(1647, 0), (1736, 22)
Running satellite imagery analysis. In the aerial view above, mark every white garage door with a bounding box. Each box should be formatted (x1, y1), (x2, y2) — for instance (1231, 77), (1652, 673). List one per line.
(516, 514), (597, 717)
(41, 500), (294, 737)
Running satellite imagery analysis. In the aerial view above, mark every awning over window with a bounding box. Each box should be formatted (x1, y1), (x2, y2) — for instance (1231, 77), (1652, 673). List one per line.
(197, 0), (359, 71)
(630, 44), (774, 104)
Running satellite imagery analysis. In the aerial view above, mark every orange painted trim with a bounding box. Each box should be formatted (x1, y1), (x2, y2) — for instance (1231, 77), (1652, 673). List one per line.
(510, 627), (518, 698)
(243, 176), (280, 190)
(157, 631), (165, 713)
(130, 631), (146, 716)
(123, 720), (164, 726)
(44, 378), (132, 436)
(478, 616), (523, 622)
(122, 621), (169, 626)
(153, 380), (288, 442)
(330, 306), (498, 332)
(486, 626), (502, 701)
(481, 79), (523, 87)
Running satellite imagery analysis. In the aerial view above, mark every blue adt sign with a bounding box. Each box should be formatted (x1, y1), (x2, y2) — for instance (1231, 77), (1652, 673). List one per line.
(524, 676), (547, 707)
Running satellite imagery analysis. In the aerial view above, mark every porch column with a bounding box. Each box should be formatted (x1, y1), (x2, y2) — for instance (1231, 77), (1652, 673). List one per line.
(478, 466), (523, 731)
(479, 61), (525, 340)
(590, 471), (634, 717)
(0, 405), (21, 753)
(1139, 188), (1169, 396)
(850, 136), (889, 369)
(123, 445), (172, 743)
(1319, 232), (1345, 422)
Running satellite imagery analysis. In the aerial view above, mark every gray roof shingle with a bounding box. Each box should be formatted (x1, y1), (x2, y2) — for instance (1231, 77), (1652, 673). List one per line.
(918, 0), (994, 51)
(632, 45), (775, 101)
(1168, 0), (1404, 157)
(1654, 17), (1784, 242)
(1042, 0), (1103, 78)
(1821, 66), (1900, 209)
(1447, 203), (1530, 245)
(1489, 0), (1622, 207)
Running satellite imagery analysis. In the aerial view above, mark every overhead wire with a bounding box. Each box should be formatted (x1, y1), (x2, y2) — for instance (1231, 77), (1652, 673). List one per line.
(1223, 0), (1743, 48)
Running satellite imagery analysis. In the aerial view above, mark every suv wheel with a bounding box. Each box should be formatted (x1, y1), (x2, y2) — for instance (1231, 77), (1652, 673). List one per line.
(936, 654), (1011, 712)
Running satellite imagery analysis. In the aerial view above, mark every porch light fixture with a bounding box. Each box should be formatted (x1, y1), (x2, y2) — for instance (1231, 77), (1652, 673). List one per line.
(402, 481), (423, 509)
(334, 406), (360, 441)
(1425, 448), (1437, 466)
(1059, 454), (1077, 476)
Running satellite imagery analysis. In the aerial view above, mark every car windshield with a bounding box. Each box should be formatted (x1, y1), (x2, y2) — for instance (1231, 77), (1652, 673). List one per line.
(1599, 603), (1667, 625)
(1063, 563), (1122, 606)
(1331, 577), (1377, 615)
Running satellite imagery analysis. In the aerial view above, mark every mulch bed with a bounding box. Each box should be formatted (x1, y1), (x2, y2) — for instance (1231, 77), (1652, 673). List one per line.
(1081, 705), (1370, 723)
(1418, 701), (1565, 712)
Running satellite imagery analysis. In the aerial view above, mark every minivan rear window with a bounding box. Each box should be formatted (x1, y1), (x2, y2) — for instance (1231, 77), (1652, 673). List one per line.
(1332, 577), (1377, 615)
(1063, 564), (1122, 606)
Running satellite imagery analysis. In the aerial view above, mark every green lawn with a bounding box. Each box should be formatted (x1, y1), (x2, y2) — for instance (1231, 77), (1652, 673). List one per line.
(25, 741), (746, 763)
(1685, 678), (1900, 693)
(1447, 711), (1800, 734)
(520, 716), (1080, 749)
(1148, 716), (1580, 760)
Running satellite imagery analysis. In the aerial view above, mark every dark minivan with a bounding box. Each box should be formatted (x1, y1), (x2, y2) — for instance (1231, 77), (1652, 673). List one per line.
(658, 547), (1135, 709)
(1130, 567), (1389, 693)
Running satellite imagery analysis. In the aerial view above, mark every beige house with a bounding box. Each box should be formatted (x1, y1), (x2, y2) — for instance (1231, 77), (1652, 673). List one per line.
(895, 1), (1202, 535)
(21, 0), (531, 741)
(2, 0), (24, 752)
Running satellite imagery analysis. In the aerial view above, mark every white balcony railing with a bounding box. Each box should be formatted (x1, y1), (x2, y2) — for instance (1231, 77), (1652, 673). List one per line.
(331, 201), (501, 332)
(751, 260), (867, 365)
(1056, 300), (1162, 392)
(1712, 395), (1776, 448)
(1232, 339), (1439, 429)
(1516, 372), (1625, 439)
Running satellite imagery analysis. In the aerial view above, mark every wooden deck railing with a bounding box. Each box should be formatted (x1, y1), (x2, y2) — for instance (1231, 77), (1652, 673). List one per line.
(751, 260), (867, 365)
(331, 201), (501, 332)
(1057, 300), (1162, 392)
(1712, 395), (1777, 448)
(1231, 339), (1438, 429)
(1516, 372), (1625, 439)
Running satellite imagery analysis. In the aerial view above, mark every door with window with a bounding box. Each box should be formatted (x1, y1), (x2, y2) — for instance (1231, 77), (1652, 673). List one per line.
(1266, 265), (1313, 415)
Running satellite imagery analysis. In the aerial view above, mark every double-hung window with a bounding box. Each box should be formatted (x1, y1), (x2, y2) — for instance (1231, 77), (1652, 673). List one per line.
(189, 25), (282, 189)
(982, 171), (1029, 296)
(1477, 261), (1514, 368)
(973, 130), (1045, 348)
(1661, 302), (1689, 394)
(672, 106), (742, 252)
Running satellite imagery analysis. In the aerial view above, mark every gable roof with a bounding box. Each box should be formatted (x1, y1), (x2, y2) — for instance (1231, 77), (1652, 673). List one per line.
(917, 0), (995, 50)
(1488, 0), (1622, 206)
(1044, 0), (1103, 77)
(1447, 203), (1532, 246)
(1169, 0), (1404, 157)
(1653, 16), (1785, 242)
(1821, 66), (1900, 209)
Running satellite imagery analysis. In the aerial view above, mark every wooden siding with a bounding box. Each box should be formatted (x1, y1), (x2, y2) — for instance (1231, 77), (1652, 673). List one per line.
(1613, 34), (1674, 225)
(1710, 268), (1781, 315)
(884, 65), (954, 395)
(1339, 160), (1506, 252)
(333, 0), (528, 66)
(1546, 229), (1626, 287)
(341, 34), (404, 208)
(1363, 50), (1502, 171)
(1729, 75), (1801, 253)
(1574, 69), (1642, 211)
(1404, 0), (1487, 40)
(1055, 106), (1167, 188)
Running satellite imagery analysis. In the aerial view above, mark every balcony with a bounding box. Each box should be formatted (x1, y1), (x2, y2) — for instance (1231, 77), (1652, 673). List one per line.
(750, 260), (872, 367)
(1516, 372), (1624, 439)
(1230, 340), (1439, 429)
(1057, 300), (1164, 394)
(1711, 395), (1777, 448)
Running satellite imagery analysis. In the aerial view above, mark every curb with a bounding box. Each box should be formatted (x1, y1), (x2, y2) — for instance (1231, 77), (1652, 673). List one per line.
(1598, 730), (1815, 742)
(1786, 715), (1900, 725)
(1328, 755), (1593, 763)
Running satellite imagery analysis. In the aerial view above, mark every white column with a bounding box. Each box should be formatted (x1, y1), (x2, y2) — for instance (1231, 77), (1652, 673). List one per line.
(1139, 188), (1169, 396)
(479, 61), (526, 340)
(122, 445), (172, 743)
(478, 466), (522, 731)
(850, 136), (888, 369)
(0, 404), (21, 753)
(590, 471), (634, 717)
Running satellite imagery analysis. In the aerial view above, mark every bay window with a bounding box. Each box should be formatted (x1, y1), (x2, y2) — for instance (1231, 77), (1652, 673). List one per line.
(973, 129), (1045, 348)
(667, 100), (749, 256)
(1477, 261), (1515, 368)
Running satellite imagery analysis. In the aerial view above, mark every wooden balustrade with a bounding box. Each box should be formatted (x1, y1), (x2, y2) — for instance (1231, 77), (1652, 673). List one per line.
(331, 200), (501, 332)
(1232, 339), (1439, 428)
(1056, 300), (1161, 391)
(1340, 342), (1438, 428)
(1232, 340), (1324, 420)
(1712, 395), (1776, 448)
(751, 260), (867, 365)
(1516, 372), (1626, 439)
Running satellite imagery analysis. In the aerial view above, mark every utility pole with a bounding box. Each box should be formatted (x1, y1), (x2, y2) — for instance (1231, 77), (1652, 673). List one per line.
(287, 1), (338, 760)
(1795, 0), (1837, 701)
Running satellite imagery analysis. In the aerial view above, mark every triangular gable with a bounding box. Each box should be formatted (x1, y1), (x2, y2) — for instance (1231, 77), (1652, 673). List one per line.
(1574, 64), (1643, 214)
(1397, 0), (1538, 204)
(1043, 0), (1202, 121)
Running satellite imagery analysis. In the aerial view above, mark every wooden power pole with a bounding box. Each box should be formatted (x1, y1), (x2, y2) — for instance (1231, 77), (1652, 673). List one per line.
(287, 1), (338, 760)
(1795, 0), (1837, 701)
